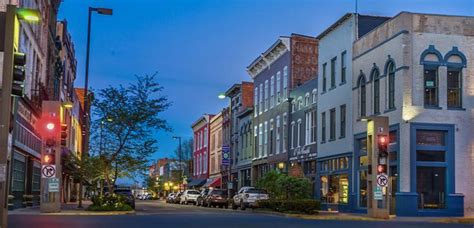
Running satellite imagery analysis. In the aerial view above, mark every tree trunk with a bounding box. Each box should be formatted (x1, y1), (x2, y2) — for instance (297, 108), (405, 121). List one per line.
(104, 164), (113, 195)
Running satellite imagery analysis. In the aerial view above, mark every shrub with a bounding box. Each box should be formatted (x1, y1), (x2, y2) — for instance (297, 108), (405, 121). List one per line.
(87, 194), (133, 211)
(258, 199), (320, 214)
(256, 171), (312, 200)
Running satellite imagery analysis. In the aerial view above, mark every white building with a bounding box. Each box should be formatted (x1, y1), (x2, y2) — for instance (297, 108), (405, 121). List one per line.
(352, 12), (474, 216)
(315, 13), (389, 212)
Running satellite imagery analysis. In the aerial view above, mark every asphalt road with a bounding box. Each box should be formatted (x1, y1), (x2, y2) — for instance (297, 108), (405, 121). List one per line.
(8, 201), (470, 228)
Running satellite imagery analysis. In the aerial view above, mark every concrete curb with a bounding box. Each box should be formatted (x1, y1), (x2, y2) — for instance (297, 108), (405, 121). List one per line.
(10, 210), (136, 216)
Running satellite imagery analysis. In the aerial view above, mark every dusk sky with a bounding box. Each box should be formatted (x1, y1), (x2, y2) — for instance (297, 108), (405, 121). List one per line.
(57, 0), (474, 164)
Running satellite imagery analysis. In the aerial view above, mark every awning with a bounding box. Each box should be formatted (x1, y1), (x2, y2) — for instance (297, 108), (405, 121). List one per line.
(203, 177), (221, 188)
(187, 178), (206, 188)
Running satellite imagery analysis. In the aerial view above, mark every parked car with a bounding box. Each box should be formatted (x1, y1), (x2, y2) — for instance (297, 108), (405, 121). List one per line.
(114, 189), (136, 209)
(180, 190), (201, 205)
(204, 189), (229, 208)
(173, 192), (184, 204)
(196, 189), (210, 206)
(166, 193), (176, 203)
(232, 187), (268, 210)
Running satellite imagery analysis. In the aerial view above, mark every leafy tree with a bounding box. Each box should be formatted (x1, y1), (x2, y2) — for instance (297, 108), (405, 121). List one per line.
(90, 73), (171, 194)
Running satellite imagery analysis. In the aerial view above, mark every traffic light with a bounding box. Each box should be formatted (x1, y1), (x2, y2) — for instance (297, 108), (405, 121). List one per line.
(60, 124), (67, 146)
(36, 115), (60, 139)
(377, 164), (387, 174)
(42, 153), (55, 165)
(12, 52), (26, 97)
(377, 134), (389, 157)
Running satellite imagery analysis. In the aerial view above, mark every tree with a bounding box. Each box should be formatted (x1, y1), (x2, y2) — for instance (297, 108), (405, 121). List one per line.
(91, 73), (171, 194)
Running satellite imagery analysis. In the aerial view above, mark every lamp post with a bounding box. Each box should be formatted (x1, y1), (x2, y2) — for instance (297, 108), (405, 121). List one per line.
(172, 136), (182, 191)
(79, 6), (113, 209)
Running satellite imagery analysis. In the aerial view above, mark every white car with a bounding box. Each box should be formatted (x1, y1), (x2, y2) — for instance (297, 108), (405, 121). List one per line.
(180, 190), (201, 205)
(232, 187), (268, 210)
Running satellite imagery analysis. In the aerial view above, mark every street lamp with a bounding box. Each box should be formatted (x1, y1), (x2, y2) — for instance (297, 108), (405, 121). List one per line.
(79, 6), (113, 209)
(218, 93), (226, 99)
(172, 136), (182, 191)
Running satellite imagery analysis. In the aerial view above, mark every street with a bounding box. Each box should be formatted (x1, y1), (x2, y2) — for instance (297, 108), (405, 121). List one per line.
(8, 201), (471, 228)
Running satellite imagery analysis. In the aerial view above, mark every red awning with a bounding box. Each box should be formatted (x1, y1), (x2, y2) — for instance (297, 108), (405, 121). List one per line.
(203, 177), (221, 188)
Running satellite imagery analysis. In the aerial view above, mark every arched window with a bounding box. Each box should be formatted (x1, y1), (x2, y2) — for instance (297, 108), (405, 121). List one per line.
(305, 93), (310, 106)
(420, 45), (443, 107)
(358, 74), (367, 117)
(298, 97), (303, 110)
(384, 60), (396, 110)
(312, 89), (317, 104)
(371, 67), (380, 114)
(444, 47), (466, 109)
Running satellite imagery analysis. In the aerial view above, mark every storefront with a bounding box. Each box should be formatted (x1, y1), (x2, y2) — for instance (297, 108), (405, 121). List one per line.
(397, 123), (463, 216)
(315, 153), (352, 212)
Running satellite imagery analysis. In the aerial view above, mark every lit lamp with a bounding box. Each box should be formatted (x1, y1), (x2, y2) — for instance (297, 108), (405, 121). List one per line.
(218, 93), (226, 99)
(278, 162), (285, 170)
(16, 8), (40, 22)
(62, 101), (73, 109)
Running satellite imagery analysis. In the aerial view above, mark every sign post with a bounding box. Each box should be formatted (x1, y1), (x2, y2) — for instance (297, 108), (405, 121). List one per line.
(40, 101), (62, 213)
(366, 116), (390, 219)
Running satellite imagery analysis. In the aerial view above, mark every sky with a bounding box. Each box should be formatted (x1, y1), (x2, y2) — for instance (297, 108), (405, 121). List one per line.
(57, 0), (474, 164)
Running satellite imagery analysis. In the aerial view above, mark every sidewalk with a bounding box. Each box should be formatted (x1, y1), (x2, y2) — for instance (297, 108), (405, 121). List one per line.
(9, 201), (135, 216)
(280, 211), (474, 224)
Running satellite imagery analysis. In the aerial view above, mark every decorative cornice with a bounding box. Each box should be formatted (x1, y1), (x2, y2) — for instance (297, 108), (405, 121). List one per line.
(247, 37), (290, 78)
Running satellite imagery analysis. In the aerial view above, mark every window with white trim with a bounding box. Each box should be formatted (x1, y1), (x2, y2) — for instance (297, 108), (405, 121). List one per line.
(264, 121), (268, 156)
(259, 84), (263, 114)
(276, 115), (281, 154)
(276, 72), (281, 104)
(283, 66), (288, 98)
(264, 80), (269, 111)
(290, 121), (295, 149)
(270, 76), (275, 108)
(283, 113), (288, 152)
(254, 86), (259, 117)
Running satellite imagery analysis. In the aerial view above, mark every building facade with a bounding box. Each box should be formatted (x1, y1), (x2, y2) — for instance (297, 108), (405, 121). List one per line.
(191, 114), (213, 182)
(315, 13), (389, 212)
(247, 34), (318, 185)
(207, 112), (223, 188)
(225, 82), (254, 191)
(288, 78), (318, 196)
(352, 12), (474, 216)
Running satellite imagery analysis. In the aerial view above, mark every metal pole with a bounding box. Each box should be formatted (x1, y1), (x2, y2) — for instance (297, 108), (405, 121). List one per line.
(0, 5), (16, 227)
(178, 137), (182, 191)
(78, 7), (93, 209)
(99, 121), (103, 197)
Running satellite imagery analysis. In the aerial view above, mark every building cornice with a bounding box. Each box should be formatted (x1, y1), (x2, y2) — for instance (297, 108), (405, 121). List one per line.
(246, 37), (290, 78)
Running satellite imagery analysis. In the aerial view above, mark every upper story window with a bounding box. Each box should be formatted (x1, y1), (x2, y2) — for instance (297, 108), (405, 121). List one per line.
(371, 66), (380, 114)
(204, 127), (208, 147)
(283, 66), (288, 98)
(420, 45), (443, 108)
(444, 47), (466, 109)
(259, 84), (263, 114)
(291, 100), (297, 113)
(270, 76), (275, 108)
(312, 89), (317, 104)
(330, 57), (337, 88)
(254, 86), (259, 117)
(276, 72), (281, 104)
(264, 80), (269, 111)
(298, 97), (303, 110)
(341, 51), (347, 84)
(357, 72), (367, 117)
(322, 63), (327, 92)
(304, 93), (310, 106)
(385, 59), (396, 110)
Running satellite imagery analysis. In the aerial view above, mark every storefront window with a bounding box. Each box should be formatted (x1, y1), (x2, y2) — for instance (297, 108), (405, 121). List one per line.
(12, 153), (26, 192)
(359, 171), (367, 208)
(359, 155), (368, 167)
(32, 163), (41, 192)
(320, 174), (349, 204)
(416, 130), (445, 146)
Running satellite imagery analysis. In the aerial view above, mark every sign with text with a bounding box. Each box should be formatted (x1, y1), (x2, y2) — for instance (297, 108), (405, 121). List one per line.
(48, 178), (59, 192)
(374, 186), (383, 200)
(222, 145), (230, 165)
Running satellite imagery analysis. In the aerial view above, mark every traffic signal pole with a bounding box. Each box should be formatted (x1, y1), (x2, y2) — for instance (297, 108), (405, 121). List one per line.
(366, 116), (390, 219)
(0, 5), (18, 227)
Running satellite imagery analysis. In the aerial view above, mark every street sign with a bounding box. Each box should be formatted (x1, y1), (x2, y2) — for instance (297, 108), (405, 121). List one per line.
(377, 174), (388, 187)
(222, 145), (230, 165)
(374, 186), (383, 200)
(41, 165), (56, 178)
(48, 178), (59, 192)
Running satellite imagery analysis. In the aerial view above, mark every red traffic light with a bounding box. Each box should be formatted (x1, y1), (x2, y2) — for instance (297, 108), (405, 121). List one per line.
(36, 115), (60, 138)
(378, 135), (388, 145)
(377, 164), (387, 174)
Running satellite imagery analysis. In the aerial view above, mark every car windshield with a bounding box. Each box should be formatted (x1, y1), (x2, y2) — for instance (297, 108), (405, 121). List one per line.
(211, 190), (227, 196)
(187, 190), (200, 195)
(246, 189), (267, 194)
